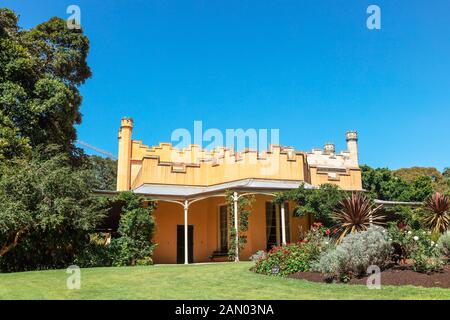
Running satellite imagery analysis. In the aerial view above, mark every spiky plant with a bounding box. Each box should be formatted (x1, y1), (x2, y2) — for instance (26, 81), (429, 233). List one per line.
(333, 192), (385, 243)
(423, 192), (450, 234)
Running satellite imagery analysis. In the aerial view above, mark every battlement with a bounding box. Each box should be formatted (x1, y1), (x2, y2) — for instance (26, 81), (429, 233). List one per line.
(116, 118), (361, 191)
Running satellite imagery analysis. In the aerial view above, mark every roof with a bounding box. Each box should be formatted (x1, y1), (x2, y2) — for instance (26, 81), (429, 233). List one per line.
(131, 178), (316, 199)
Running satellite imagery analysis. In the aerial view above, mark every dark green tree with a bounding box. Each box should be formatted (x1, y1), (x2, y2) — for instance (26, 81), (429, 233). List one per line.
(0, 8), (91, 160)
(87, 155), (117, 191)
(276, 183), (345, 228)
(0, 147), (104, 271)
(361, 165), (433, 202)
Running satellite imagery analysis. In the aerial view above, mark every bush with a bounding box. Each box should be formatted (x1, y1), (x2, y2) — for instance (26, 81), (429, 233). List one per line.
(110, 195), (157, 266)
(251, 223), (331, 276)
(387, 225), (444, 273)
(437, 231), (450, 261)
(314, 226), (392, 281)
(74, 242), (111, 268)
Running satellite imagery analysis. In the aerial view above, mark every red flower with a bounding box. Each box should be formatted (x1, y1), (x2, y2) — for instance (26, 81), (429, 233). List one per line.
(325, 229), (331, 235)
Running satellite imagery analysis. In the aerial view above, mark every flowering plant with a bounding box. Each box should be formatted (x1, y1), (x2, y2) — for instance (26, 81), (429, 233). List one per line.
(251, 223), (333, 276)
(387, 224), (443, 273)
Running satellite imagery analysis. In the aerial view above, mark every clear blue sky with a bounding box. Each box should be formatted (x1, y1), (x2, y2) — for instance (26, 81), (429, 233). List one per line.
(4, 0), (450, 170)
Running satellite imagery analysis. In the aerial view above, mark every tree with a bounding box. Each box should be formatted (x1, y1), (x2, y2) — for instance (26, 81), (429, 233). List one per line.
(394, 167), (449, 195)
(361, 165), (433, 202)
(87, 155), (117, 190)
(0, 147), (104, 271)
(443, 168), (450, 179)
(0, 9), (91, 160)
(276, 183), (345, 228)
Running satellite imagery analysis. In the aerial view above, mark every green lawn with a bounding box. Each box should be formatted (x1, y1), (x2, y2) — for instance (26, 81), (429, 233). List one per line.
(0, 262), (449, 300)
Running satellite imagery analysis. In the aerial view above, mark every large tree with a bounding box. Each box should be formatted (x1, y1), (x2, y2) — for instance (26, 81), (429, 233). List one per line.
(361, 165), (433, 202)
(0, 147), (104, 271)
(0, 8), (91, 160)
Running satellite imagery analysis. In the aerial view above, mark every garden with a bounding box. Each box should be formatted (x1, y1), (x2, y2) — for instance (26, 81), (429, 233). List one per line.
(251, 188), (450, 289)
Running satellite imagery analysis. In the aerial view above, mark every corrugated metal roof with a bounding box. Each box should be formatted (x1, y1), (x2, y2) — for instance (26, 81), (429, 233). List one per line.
(132, 178), (316, 198)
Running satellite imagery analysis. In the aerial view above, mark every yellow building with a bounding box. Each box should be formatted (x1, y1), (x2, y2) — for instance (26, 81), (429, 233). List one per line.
(116, 118), (362, 264)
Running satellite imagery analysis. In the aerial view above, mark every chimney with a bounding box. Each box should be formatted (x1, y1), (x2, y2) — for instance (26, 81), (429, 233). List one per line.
(116, 117), (133, 191)
(324, 142), (335, 155)
(345, 130), (359, 166)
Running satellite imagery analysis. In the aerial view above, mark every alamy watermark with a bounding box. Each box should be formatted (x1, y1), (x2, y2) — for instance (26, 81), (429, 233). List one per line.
(170, 121), (282, 175)
(366, 265), (381, 289)
(367, 5), (381, 30)
(67, 5), (81, 30)
(66, 265), (81, 290)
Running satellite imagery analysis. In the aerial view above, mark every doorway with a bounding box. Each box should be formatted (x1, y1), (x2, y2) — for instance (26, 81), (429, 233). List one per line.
(176, 225), (194, 264)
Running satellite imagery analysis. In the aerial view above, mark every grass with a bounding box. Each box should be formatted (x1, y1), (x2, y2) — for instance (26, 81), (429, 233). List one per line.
(0, 262), (450, 300)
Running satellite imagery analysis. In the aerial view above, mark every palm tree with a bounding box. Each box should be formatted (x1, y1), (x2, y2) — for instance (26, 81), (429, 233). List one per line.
(423, 192), (450, 234)
(333, 192), (385, 242)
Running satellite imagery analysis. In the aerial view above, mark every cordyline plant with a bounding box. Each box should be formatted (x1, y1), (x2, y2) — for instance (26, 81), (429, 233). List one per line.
(333, 192), (385, 243)
(423, 192), (450, 234)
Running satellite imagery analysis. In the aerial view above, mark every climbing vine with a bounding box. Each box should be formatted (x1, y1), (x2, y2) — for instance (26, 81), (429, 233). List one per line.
(225, 190), (255, 261)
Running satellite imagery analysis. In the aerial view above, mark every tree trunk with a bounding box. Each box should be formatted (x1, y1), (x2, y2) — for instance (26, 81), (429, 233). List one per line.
(0, 229), (26, 257)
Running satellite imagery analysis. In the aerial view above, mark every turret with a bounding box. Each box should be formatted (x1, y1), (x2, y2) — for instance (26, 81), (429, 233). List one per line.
(345, 130), (359, 166)
(117, 117), (133, 191)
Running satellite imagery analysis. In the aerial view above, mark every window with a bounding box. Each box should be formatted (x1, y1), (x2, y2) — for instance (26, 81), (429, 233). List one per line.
(266, 202), (290, 249)
(284, 203), (290, 243)
(219, 205), (228, 252)
(265, 202), (277, 249)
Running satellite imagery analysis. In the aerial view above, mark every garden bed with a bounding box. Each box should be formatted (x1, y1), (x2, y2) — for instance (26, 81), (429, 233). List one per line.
(288, 265), (450, 288)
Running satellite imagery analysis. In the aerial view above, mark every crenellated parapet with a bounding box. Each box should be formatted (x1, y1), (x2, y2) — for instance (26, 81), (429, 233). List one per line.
(116, 118), (361, 191)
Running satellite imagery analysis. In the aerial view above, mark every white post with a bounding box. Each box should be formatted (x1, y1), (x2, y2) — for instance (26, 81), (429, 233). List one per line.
(281, 203), (286, 245)
(184, 200), (189, 265)
(233, 192), (239, 262)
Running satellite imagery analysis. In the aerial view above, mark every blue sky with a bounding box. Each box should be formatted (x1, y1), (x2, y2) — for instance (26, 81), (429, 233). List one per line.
(4, 0), (450, 170)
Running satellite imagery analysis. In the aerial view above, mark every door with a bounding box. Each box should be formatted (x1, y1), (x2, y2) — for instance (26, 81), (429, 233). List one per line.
(177, 225), (194, 264)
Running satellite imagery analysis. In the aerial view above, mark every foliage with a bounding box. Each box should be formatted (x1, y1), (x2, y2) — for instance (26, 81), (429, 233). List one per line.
(249, 250), (266, 262)
(73, 235), (112, 268)
(0, 8), (91, 160)
(109, 192), (156, 266)
(86, 155), (117, 190)
(422, 193), (450, 234)
(361, 165), (434, 202)
(251, 223), (332, 276)
(275, 183), (345, 228)
(0, 147), (105, 272)
(314, 226), (392, 281)
(225, 190), (254, 261)
(383, 205), (423, 230)
(437, 231), (450, 261)
(333, 192), (385, 242)
(394, 167), (450, 195)
(387, 225), (444, 273)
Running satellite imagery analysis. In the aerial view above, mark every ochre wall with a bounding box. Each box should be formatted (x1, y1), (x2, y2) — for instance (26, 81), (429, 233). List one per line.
(130, 143), (309, 189)
(309, 167), (362, 190)
(152, 195), (311, 264)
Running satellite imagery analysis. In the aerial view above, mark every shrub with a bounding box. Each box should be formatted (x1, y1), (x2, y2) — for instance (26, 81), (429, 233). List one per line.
(333, 193), (385, 243)
(74, 242), (111, 268)
(110, 192), (157, 266)
(388, 225), (444, 273)
(251, 223), (331, 276)
(423, 193), (450, 234)
(437, 231), (450, 261)
(314, 226), (392, 281)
